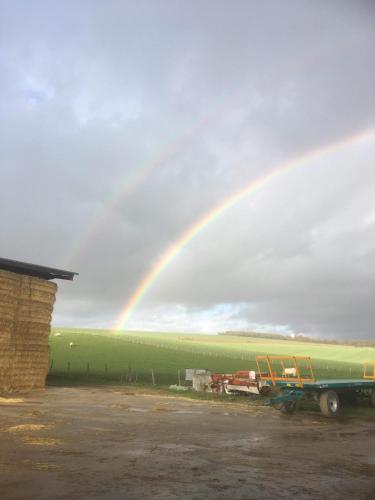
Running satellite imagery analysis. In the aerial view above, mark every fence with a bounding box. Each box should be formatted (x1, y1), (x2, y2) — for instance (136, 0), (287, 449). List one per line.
(47, 358), (363, 387)
(48, 360), (185, 386)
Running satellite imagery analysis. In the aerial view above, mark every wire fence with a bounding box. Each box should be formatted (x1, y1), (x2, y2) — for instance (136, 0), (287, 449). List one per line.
(47, 358), (363, 386)
(48, 360), (185, 386)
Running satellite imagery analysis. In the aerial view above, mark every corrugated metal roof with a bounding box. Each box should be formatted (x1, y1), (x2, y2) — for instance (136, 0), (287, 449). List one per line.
(0, 257), (78, 281)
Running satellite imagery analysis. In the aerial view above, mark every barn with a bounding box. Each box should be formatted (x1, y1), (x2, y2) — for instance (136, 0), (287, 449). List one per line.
(0, 257), (77, 393)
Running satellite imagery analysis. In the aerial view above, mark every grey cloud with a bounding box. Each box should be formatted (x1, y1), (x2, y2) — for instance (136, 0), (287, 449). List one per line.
(1, 1), (374, 338)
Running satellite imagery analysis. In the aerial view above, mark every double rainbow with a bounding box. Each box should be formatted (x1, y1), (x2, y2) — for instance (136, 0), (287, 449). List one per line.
(114, 127), (375, 331)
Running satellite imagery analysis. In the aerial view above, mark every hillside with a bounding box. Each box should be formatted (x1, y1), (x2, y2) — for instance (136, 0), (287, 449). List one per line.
(48, 329), (374, 385)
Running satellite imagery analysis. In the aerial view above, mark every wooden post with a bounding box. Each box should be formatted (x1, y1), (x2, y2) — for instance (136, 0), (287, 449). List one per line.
(50, 359), (54, 371)
(67, 361), (70, 375)
(151, 369), (155, 385)
(178, 369), (181, 386)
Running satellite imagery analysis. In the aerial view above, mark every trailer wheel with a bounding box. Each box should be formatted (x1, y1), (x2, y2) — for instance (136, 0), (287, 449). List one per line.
(320, 390), (340, 417)
(370, 390), (375, 408)
(259, 386), (272, 396)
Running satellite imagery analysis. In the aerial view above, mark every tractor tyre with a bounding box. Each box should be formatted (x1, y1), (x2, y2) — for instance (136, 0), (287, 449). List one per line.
(320, 390), (340, 417)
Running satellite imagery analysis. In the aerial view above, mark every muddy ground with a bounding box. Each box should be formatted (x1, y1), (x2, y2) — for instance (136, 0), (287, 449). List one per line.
(0, 387), (374, 500)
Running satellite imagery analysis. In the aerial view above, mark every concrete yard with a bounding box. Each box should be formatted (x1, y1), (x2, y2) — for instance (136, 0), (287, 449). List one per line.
(0, 386), (374, 499)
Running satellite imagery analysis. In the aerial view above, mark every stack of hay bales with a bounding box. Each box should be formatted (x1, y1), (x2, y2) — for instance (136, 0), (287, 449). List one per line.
(0, 269), (57, 393)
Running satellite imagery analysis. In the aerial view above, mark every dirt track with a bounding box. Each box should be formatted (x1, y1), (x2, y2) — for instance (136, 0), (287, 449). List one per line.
(0, 386), (374, 499)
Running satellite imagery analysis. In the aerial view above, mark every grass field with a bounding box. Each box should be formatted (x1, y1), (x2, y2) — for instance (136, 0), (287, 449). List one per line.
(48, 328), (375, 386)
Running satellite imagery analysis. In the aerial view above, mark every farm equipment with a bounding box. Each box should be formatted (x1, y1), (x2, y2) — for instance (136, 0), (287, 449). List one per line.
(256, 355), (375, 417)
(207, 370), (271, 396)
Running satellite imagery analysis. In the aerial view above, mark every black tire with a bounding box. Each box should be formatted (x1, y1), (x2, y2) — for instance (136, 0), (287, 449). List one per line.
(370, 390), (375, 408)
(320, 390), (340, 417)
(259, 386), (272, 397)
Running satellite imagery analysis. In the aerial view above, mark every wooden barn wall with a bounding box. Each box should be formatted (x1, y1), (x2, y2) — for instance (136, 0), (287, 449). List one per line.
(0, 269), (57, 392)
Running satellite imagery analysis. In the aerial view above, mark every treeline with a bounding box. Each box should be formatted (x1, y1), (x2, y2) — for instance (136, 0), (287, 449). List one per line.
(218, 331), (375, 348)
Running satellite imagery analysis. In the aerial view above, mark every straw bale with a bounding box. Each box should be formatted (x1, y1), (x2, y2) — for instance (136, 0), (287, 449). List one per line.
(0, 349), (12, 370)
(0, 297), (17, 321)
(0, 319), (13, 343)
(21, 277), (57, 303)
(16, 304), (53, 324)
(11, 320), (52, 342)
(0, 272), (21, 296)
(0, 269), (57, 393)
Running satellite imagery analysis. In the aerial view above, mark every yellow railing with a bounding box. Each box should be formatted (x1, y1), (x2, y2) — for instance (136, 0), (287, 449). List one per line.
(256, 355), (315, 387)
(363, 361), (375, 379)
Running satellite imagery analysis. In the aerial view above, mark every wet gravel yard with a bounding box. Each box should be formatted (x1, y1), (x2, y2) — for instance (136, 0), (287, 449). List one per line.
(0, 386), (374, 499)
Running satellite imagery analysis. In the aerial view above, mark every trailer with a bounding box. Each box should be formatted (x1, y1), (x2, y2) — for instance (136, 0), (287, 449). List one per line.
(256, 356), (375, 417)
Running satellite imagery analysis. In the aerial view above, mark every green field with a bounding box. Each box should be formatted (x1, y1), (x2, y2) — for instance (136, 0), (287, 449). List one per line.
(48, 328), (375, 386)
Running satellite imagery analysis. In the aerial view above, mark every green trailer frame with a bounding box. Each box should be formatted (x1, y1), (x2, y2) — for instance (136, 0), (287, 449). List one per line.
(256, 356), (375, 417)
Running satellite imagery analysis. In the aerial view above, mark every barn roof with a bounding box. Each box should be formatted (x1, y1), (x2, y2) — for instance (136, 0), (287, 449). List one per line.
(0, 257), (78, 281)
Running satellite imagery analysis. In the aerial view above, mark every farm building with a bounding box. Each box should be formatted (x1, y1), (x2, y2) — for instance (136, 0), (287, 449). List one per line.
(0, 257), (77, 393)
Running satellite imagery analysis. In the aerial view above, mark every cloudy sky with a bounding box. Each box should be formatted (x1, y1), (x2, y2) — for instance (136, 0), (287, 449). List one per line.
(1, 1), (375, 338)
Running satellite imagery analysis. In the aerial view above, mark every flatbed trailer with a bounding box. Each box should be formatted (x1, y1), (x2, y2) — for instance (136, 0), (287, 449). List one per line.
(256, 356), (375, 417)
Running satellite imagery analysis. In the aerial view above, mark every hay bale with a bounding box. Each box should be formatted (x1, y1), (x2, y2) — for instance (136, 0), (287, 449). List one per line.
(0, 269), (57, 393)
(0, 318), (14, 344)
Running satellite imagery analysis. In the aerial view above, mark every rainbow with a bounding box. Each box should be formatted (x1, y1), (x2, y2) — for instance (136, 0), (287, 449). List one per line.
(60, 41), (359, 270)
(60, 109), (222, 268)
(113, 128), (375, 331)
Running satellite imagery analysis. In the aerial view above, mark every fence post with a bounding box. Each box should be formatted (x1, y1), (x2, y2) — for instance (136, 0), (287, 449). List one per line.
(67, 361), (70, 375)
(151, 369), (155, 385)
(178, 369), (181, 386)
(50, 359), (54, 371)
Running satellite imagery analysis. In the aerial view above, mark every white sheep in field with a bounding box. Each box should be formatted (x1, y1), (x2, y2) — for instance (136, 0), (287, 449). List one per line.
(54, 332), (61, 337)
(69, 342), (78, 348)
(283, 367), (297, 377)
